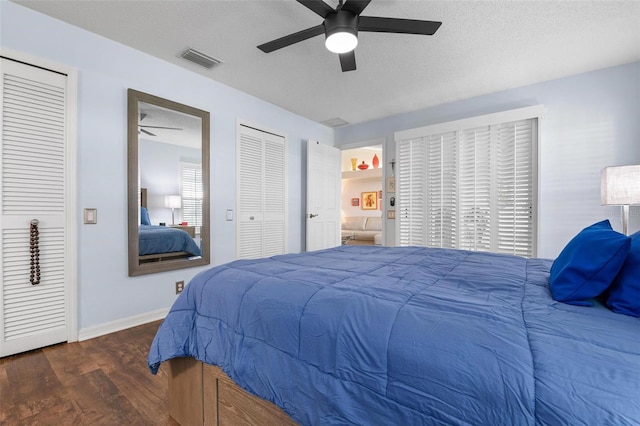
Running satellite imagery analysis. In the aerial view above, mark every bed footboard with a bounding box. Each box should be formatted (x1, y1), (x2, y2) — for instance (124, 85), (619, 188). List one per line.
(168, 357), (297, 426)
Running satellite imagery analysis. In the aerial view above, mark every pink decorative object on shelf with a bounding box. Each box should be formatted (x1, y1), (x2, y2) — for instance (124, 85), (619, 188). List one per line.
(358, 161), (369, 170)
(372, 154), (379, 169)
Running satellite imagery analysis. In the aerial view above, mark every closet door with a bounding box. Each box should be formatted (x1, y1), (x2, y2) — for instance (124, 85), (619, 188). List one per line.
(237, 124), (286, 259)
(0, 58), (74, 357)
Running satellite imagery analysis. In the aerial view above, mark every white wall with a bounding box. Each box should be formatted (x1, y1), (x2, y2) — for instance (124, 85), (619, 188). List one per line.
(340, 147), (384, 218)
(335, 62), (640, 259)
(341, 147), (383, 172)
(1, 1), (333, 332)
(341, 178), (383, 219)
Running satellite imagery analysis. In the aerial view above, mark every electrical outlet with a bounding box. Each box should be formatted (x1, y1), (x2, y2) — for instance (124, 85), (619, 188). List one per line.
(175, 280), (185, 294)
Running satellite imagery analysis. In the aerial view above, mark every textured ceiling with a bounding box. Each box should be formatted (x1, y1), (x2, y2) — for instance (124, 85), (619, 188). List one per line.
(12, 0), (640, 126)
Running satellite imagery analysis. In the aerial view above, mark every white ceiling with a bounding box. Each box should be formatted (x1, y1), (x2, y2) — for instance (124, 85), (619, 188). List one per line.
(12, 0), (640, 127)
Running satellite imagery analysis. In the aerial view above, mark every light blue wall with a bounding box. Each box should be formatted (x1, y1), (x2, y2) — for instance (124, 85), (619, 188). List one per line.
(139, 139), (200, 225)
(3, 0), (638, 331)
(0, 1), (333, 330)
(335, 62), (640, 258)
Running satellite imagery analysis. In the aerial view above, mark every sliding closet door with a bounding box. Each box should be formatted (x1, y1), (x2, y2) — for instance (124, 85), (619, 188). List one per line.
(0, 57), (76, 357)
(236, 124), (287, 259)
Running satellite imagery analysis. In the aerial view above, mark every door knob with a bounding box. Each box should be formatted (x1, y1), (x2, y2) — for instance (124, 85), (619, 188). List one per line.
(309, 213), (318, 218)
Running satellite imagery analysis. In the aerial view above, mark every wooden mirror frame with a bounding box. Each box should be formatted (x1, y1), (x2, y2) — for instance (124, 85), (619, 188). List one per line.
(127, 89), (210, 276)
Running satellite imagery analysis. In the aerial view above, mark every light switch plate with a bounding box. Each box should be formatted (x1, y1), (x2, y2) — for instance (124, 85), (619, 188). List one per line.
(226, 209), (233, 221)
(84, 208), (97, 224)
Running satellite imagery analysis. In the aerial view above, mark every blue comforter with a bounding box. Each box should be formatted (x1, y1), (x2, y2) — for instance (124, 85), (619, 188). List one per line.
(148, 246), (640, 425)
(138, 225), (201, 256)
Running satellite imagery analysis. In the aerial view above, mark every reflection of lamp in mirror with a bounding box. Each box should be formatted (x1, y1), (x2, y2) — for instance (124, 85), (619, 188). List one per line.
(165, 195), (181, 225)
(601, 165), (640, 235)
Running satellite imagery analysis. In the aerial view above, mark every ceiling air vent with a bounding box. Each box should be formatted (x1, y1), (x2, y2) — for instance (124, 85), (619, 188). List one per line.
(321, 117), (349, 128)
(180, 48), (221, 69)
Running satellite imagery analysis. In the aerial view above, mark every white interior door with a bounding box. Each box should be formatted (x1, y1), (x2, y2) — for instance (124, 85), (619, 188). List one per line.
(306, 140), (341, 251)
(1, 56), (76, 357)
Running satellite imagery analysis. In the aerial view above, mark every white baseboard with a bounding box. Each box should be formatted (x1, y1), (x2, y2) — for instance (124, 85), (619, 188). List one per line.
(77, 308), (169, 341)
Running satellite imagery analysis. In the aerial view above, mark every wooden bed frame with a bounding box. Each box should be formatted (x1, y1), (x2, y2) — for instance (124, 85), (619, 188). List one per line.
(168, 357), (297, 426)
(139, 251), (192, 263)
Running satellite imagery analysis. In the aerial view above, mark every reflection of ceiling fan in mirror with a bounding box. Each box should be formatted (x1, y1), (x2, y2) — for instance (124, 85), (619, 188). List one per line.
(138, 112), (183, 137)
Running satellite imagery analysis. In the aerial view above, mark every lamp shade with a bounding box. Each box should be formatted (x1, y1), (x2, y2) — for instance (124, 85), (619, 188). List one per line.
(601, 165), (640, 205)
(164, 195), (181, 209)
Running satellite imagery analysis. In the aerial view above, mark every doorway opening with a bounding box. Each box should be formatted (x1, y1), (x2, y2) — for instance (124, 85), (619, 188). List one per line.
(340, 145), (384, 246)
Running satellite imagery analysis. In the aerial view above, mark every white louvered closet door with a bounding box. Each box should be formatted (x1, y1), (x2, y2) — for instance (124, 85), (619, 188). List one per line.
(1, 58), (71, 357)
(237, 124), (286, 259)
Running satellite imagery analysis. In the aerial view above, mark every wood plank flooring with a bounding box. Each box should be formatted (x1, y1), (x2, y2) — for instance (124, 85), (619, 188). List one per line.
(0, 321), (179, 425)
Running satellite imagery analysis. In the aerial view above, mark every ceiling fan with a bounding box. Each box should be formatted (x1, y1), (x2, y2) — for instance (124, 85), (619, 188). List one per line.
(138, 113), (183, 137)
(257, 0), (442, 72)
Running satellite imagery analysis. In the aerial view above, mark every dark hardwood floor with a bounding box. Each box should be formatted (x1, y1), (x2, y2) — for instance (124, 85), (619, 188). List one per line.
(0, 321), (179, 425)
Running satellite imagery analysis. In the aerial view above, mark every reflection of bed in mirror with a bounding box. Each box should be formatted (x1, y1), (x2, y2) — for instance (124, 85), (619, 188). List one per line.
(139, 188), (201, 264)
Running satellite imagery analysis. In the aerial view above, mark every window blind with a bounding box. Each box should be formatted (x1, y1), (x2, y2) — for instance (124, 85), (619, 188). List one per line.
(396, 108), (539, 257)
(180, 162), (202, 227)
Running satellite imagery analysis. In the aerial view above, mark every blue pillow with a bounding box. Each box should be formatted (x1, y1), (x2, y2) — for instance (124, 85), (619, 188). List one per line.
(606, 230), (640, 317)
(140, 207), (151, 225)
(549, 220), (630, 306)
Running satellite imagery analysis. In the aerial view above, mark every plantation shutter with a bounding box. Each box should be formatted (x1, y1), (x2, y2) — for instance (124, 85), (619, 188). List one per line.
(458, 126), (492, 252)
(426, 132), (458, 248)
(397, 137), (426, 246)
(395, 107), (540, 257)
(496, 120), (536, 257)
(180, 162), (202, 227)
(1, 58), (72, 356)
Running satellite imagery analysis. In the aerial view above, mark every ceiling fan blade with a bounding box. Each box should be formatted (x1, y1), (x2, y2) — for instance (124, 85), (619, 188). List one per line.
(358, 16), (442, 35)
(140, 125), (183, 130)
(258, 24), (325, 53)
(140, 128), (156, 137)
(339, 51), (356, 72)
(297, 0), (335, 18)
(341, 0), (371, 15)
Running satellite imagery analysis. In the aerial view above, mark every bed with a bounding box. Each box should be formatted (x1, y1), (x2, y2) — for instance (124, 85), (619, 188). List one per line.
(138, 225), (201, 259)
(138, 188), (201, 263)
(148, 244), (640, 425)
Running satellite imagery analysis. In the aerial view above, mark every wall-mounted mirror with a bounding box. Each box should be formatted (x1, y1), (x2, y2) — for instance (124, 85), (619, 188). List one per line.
(127, 89), (210, 276)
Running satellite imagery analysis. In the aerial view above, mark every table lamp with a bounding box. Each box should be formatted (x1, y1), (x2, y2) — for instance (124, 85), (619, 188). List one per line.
(164, 195), (181, 225)
(601, 165), (640, 235)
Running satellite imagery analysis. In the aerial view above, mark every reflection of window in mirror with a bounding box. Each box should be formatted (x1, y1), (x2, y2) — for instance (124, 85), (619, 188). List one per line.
(180, 161), (203, 228)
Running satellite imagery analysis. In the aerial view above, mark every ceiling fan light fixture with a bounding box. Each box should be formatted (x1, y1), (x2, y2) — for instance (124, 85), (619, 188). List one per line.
(324, 10), (358, 54)
(257, 0), (442, 72)
(325, 31), (358, 54)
